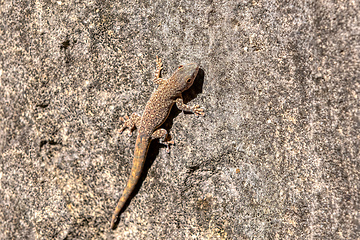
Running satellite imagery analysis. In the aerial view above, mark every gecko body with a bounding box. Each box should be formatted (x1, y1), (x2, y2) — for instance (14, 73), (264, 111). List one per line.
(110, 57), (204, 229)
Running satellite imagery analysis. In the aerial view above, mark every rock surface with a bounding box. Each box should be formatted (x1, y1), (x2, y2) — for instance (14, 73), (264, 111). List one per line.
(0, 0), (358, 239)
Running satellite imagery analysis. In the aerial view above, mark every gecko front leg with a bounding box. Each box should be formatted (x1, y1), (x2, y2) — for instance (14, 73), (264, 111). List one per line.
(152, 55), (167, 85)
(176, 98), (205, 116)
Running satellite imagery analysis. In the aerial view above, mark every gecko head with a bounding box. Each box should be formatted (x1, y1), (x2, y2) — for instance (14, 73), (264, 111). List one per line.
(171, 63), (199, 92)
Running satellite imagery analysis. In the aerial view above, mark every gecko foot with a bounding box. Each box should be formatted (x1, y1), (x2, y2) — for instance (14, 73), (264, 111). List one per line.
(152, 56), (165, 84)
(152, 128), (174, 153)
(155, 55), (163, 73)
(119, 113), (141, 136)
(161, 139), (175, 153)
(193, 105), (205, 116)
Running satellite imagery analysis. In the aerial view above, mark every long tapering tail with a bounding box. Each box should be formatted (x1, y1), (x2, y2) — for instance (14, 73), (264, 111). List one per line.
(110, 135), (150, 229)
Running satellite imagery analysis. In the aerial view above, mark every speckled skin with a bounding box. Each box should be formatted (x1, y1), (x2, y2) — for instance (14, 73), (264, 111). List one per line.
(110, 57), (204, 229)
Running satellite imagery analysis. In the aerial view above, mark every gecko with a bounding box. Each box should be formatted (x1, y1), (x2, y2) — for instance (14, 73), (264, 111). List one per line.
(110, 56), (204, 229)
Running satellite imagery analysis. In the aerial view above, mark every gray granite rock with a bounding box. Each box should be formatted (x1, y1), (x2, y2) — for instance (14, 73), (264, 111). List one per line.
(0, 0), (358, 239)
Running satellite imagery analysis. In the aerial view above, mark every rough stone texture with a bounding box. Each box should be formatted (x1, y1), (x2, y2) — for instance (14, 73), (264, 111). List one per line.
(0, 0), (359, 239)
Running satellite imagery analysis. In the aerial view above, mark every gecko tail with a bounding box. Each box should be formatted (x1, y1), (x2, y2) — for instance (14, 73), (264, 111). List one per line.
(110, 137), (149, 229)
(110, 157), (144, 229)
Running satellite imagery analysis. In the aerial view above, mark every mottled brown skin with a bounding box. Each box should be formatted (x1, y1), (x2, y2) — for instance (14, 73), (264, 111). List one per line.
(110, 57), (204, 229)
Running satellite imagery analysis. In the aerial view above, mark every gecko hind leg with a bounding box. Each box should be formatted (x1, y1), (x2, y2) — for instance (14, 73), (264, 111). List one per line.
(151, 128), (174, 153)
(119, 113), (141, 136)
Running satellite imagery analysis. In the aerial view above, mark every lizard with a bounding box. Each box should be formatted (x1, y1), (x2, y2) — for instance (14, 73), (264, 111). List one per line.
(110, 56), (204, 229)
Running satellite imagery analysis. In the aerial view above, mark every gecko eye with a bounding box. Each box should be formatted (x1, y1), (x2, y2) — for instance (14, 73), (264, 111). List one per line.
(186, 78), (192, 83)
(178, 65), (183, 69)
